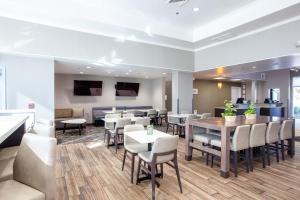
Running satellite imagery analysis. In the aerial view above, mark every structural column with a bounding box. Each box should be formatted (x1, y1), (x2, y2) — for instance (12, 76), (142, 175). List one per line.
(172, 71), (193, 114)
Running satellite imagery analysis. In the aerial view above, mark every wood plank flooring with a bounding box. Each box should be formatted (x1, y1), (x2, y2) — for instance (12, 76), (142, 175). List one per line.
(56, 138), (300, 200)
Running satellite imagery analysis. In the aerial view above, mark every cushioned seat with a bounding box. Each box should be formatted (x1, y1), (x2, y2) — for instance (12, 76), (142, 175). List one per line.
(0, 158), (14, 181)
(0, 180), (45, 200)
(193, 132), (218, 144)
(125, 144), (148, 154)
(0, 146), (19, 160)
(210, 138), (234, 150)
(137, 151), (152, 163)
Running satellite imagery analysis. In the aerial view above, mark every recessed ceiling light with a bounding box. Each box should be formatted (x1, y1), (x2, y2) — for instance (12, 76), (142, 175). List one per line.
(193, 7), (200, 12)
(86, 66), (91, 69)
(162, 73), (166, 75)
(213, 77), (226, 80)
(252, 66), (257, 69)
(231, 78), (242, 81)
(80, 71), (84, 74)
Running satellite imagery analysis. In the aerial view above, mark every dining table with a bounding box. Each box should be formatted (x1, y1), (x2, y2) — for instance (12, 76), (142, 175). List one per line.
(185, 116), (295, 178)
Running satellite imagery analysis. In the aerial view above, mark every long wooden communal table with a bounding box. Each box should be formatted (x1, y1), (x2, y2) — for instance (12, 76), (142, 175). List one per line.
(185, 116), (295, 178)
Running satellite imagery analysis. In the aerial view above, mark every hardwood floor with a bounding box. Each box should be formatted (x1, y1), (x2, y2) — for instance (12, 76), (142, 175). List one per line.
(56, 138), (300, 200)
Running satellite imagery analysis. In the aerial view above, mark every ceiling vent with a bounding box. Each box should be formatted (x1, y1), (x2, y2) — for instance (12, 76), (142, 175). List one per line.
(168, 0), (189, 7)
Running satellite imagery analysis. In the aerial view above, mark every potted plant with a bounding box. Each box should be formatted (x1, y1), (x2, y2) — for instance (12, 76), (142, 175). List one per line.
(244, 102), (256, 119)
(222, 100), (237, 122)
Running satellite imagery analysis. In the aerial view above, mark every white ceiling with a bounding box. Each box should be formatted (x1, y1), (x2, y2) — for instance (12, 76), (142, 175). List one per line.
(1, 0), (299, 48)
(55, 59), (172, 80)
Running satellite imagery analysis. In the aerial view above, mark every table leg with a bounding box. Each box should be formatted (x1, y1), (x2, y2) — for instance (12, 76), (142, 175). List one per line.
(220, 126), (230, 178)
(185, 123), (193, 161)
(63, 123), (66, 134)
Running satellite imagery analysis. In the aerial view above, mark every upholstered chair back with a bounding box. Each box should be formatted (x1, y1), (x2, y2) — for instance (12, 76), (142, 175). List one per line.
(249, 123), (267, 148)
(232, 125), (251, 151)
(266, 121), (281, 144)
(151, 136), (179, 163)
(13, 134), (57, 200)
(280, 120), (293, 140)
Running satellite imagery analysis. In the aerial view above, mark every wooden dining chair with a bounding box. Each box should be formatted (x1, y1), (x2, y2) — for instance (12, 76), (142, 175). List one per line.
(279, 120), (293, 160)
(156, 110), (167, 126)
(265, 121), (281, 165)
(135, 117), (151, 127)
(136, 135), (182, 200)
(122, 124), (148, 183)
(249, 123), (267, 171)
(108, 118), (131, 153)
(104, 113), (121, 144)
(147, 109), (157, 125)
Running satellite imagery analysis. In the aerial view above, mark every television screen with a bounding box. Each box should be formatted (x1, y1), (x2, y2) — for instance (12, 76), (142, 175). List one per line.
(115, 82), (139, 96)
(74, 80), (102, 96)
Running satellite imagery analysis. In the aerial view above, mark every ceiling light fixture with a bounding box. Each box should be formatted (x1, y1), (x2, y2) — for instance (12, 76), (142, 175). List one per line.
(213, 77), (226, 80)
(162, 72), (166, 75)
(252, 66), (257, 69)
(86, 66), (91, 69)
(217, 82), (223, 89)
(231, 78), (242, 81)
(80, 71), (84, 74)
(193, 7), (199, 12)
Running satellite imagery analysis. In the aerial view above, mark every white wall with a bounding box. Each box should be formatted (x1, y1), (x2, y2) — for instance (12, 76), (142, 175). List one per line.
(0, 54), (55, 120)
(0, 17), (194, 72)
(55, 74), (166, 123)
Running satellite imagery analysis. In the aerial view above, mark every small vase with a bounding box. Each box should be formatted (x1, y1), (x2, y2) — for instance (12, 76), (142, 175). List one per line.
(225, 116), (237, 122)
(245, 114), (256, 120)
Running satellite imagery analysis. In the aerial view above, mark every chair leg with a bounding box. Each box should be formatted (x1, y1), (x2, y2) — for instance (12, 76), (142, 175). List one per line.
(288, 139), (293, 158)
(266, 143), (270, 166)
(281, 140), (285, 161)
(136, 158), (142, 185)
(206, 153), (209, 166)
(107, 132), (111, 148)
(173, 156), (183, 193)
(172, 124), (175, 135)
(275, 142), (280, 163)
(166, 123), (169, 133)
(150, 162), (156, 200)
(115, 135), (118, 154)
(261, 146), (266, 168)
(122, 150), (127, 171)
(160, 164), (163, 178)
(233, 151), (238, 177)
(131, 154), (135, 184)
(249, 147), (254, 171)
(210, 154), (214, 168)
(245, 148), (250, 173)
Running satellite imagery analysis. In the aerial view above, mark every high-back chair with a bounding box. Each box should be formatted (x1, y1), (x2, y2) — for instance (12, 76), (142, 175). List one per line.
(122, 124), (147, 183)
(104, 113), (121, 143)
(210, 125), (251, 177)
(265, 121), (281, 165)
(249, 123), (267, 171)
(0, 133), (57, 200)
(166, 112), (180, 135)
(147, 109), (157, 125)
(135, 117), (151, 127)
(177, 114), (198, 136)
(108, 118), (131, 153)
(136, 136), (182, 200)
(123, 113), (135, 118)
(157, 110), (167, 126)
(279, 120), (293, 160)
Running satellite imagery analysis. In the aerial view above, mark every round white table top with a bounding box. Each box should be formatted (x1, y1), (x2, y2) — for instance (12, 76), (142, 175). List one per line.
(61, 118), (87, 124)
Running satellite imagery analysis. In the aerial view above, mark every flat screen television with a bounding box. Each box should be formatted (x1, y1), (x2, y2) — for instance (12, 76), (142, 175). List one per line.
(74, 80), (102, 96)
(115, 82), (139, 96)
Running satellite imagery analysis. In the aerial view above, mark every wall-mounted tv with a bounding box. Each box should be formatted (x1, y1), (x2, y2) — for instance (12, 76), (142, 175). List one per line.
(115, 82), (139, 96)
(74, 80), (102, 96)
